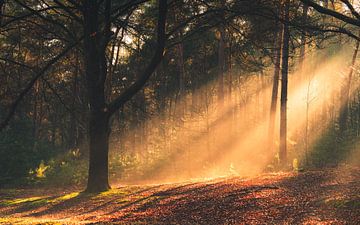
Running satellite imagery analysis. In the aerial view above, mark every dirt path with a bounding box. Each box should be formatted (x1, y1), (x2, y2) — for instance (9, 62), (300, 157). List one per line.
(0, 166), (359, 224)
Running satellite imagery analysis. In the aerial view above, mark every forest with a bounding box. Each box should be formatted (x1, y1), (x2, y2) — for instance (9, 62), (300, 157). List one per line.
(0, 0), (359, 224)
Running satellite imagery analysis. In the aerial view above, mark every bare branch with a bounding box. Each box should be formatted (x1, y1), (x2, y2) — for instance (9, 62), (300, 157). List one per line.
(340, 0), (360, 20)
(53, 0), (82, 23)
(108, 0), (168, 115)
(301, 0), (360, 27)
(0, 41), (79, 131)
(13, 0), (76, 40)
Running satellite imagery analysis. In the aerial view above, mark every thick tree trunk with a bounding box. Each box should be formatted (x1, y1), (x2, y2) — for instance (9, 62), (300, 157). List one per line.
(86, 113), (111, 192)
(83, 0), (111, 192)
(83, 0), (167, 192)
(280, 0), (290, 166)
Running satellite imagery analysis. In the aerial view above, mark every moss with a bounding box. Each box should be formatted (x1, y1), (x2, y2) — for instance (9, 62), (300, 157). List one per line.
(49, 192), (79, 203)
(0, 217), (63, 225)
(97, 189), (129, 197)
(0, 196), (45, 206)
(94, 186), (141, 199)
(0, 192), (82, 208)
(324, 197), (360, 208)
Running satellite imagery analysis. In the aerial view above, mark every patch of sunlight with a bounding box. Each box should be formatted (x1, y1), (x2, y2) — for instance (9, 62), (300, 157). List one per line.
(0, 192), (81, 207)
(292, 158), (299, 172)
(302, 218), (340, 224)
(95, 188), (133, 198)
(0, 217), (65, 225)
(116, 198), (131, 204)
(49, 192), (80, 203)
(28, 160), (50, 178)
(188, 175), (229, 184)
(0, 196), (45, 206)
(0, 218), (22, 224)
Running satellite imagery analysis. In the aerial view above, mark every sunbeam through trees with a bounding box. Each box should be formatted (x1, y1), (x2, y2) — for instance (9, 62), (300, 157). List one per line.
(0, 0), (359, 224)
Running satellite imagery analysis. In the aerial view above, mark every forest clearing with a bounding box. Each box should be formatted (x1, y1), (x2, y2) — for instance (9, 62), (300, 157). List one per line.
(1, 0), (360, 224)
(1, 166), (359, 224)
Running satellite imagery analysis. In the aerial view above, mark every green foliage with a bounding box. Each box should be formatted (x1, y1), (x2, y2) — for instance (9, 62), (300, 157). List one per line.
(307, 126), (359, 168)
(292, 158), (299, 171)
(0, 118), (56, 185)
(29, 149), (88, 186)
(0, 117), (89, 187)
(109, 153), (138, 181)
(29, 161), (50, 178)
(323, 197), (360, 209)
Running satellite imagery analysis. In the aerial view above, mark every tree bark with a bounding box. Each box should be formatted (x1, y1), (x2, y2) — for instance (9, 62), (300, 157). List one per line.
(86, 113), (111, 192)
(83, 0), (111, 192)
(174, 10), (186, 121)
(339, 35), (360, 132)
(0, 0), (4, 26)
(280, 0), (290, 166)
(299, 3), (308, 73)
(268, 1), (283, 154)
(84, 0), (168, 192)
(217, 0), (226, 109)
(68, 53), (79, 149)
(177, 42), (185, 110)
(218, 26), (225, 109)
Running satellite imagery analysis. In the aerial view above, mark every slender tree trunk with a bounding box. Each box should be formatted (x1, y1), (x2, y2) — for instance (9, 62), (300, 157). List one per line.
(280, 0), (290, 166)
(268, 4), (283, 154)
(340, 36), (360, 131)
(68, 54), (79, 149)
(176, 40), (185, 99)
(171, 6), (186, 122)
(32, 80), (40, 150)
(228, 39), (232, 102)
(305, 76), (312, 166)
(218, 26), (225, 109)
(176, 41), (186, 119)
(139, 89), (147, 159)
(190, 51), (198, 116)
(106, 28), (120, 102)
(299, 3), (308, 73)
(217, 0), (226, 109)
(0, 0), (4, 26)
(260, 71), (266, 117)
(228, 38), (234, 136)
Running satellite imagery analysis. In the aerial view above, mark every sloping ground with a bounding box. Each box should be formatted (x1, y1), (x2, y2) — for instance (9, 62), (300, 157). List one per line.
(0, 166), (359, 224)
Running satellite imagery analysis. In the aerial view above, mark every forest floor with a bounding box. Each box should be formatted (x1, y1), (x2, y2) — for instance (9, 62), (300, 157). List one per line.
(0, 166), (359, 225)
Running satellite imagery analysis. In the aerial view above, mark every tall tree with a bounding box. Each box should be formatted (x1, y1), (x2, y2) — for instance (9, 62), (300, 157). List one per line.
(0, 0), (4, 25)
(174, 6), (186, 120)
(299, 2), (308, 72)
(339, 36), (360, 131)
(268, 1), (283, 154)
(83, 0), (168, 192)
(217, 0), (226, 109)
(280, 0), (290, 166)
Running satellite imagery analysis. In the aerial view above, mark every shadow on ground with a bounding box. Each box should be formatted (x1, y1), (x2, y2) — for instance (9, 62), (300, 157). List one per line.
(0, 166), (359, 224)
